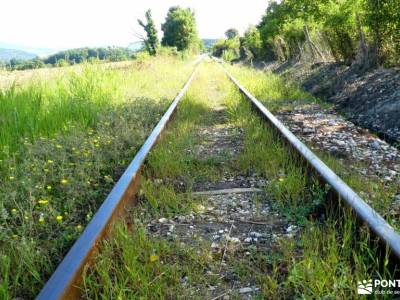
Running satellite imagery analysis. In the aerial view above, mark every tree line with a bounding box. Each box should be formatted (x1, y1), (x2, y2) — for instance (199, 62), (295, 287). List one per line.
(2, 47), (135, 71)
(213, 0), (399, 69)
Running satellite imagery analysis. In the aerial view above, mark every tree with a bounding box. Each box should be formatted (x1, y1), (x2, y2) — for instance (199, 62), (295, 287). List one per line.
(242, 26), (262, 57)
(225, 28), (239, 39)
(138, 9), (159, 56)
(161, 6), (200, 51)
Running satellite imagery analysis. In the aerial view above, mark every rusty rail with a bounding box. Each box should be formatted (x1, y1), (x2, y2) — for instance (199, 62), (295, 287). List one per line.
(37, 64), (200, 300)
(215, 58), (400, 261)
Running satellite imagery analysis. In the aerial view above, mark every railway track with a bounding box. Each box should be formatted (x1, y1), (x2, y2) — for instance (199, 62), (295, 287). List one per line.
(37, 58), (400, 299)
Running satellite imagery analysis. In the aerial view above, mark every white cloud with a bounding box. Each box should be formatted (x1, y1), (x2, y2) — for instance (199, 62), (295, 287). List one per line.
(0, 0), (268, 49)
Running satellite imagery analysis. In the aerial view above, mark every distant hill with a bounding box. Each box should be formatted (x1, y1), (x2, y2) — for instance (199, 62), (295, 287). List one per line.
(203, 39), (218, 50)
(0, 48), (37, 62)
(0, 42), (56, 57)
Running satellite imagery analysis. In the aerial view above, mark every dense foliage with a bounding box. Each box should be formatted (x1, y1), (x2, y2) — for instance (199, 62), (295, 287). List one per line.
(225, 28), (239, 39)
(161, 6), (202, 52)
(214, 0), (399, 67)
(138, 10), (159, 56)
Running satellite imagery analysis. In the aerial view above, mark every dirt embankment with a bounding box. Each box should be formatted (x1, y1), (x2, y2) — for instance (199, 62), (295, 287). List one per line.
(275, 62), (400, 144)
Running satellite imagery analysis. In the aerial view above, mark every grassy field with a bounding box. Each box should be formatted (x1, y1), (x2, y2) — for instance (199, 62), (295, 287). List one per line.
(81, 60), (390, 299)
(0, 54), (194, 298)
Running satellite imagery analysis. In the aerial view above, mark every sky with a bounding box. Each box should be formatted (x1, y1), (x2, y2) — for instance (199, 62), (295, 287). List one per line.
(0, 0), (269, 50)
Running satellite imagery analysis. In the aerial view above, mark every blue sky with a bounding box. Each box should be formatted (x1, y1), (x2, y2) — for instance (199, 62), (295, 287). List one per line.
(0, 0), (269, 49)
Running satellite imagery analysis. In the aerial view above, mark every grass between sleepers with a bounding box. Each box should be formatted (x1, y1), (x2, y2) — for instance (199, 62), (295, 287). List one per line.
(82, 60), (391, 299)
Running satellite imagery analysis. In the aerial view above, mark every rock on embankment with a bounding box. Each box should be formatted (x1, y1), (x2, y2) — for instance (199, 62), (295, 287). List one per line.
(279, 62), (400, 143)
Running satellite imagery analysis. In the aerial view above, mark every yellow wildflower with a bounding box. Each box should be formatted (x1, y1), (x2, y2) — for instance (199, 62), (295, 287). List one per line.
(47, 185), (52, 190)
(9, 176), (15, 180)
(279, 178), (285, 182)
(11, 208), (17, 214)
(56, 144), (62, 149)
(76, 225), (82, 231)
(56, 215), (63, 222)
(39, 216), (45, 223)
(149, 254), (159, 262)
(61, 179), (68, 185)
(38, 199), (49, 205)
(48, 160), (54, 164)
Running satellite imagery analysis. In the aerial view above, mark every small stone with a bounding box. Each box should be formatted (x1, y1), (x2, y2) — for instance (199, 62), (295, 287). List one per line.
(194, 204), (205, 213)
(239, 287), (254, 294)
(158, 217), (167, 224)
(370, 140), (380, 150)
(244, 237), (252, 243)
(249, 231), (262, 238)
(336, 140), (345, 146)
(228, 237), (240, 243)
(286, 225), (297, 233)
(303, 128), (316, 134)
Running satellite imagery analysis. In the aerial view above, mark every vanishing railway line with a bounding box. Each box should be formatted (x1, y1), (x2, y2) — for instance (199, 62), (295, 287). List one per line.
(37, 58), (400, 299)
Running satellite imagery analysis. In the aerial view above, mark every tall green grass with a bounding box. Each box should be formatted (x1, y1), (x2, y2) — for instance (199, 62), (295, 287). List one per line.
(0, 65), (120, 157)
(0, 54), (194, 298)
(0, 56), (193, 158)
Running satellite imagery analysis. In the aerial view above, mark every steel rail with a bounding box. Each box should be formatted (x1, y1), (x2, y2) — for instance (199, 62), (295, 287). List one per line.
(215, 59), (400, 260)
(37, 63), (200, 300)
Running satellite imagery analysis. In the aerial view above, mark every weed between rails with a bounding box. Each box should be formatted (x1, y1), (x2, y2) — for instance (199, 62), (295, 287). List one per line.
(82, 60), (391, 299)
(0, 55), (193, 299)
(82, 61), (229, 299)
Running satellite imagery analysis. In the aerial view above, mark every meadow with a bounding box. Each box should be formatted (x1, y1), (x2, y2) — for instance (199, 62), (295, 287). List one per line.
(0, 54), (193, 298)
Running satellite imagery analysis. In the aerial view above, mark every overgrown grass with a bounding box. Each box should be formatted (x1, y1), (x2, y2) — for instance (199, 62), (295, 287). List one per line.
(82, 60), (391, 298)
(0, 55), (192, 157)
(0, 54), (194, 299)
(227, 88), (389, 298)
(82, 61), (235, 298)
(227, 63), (399, 228)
